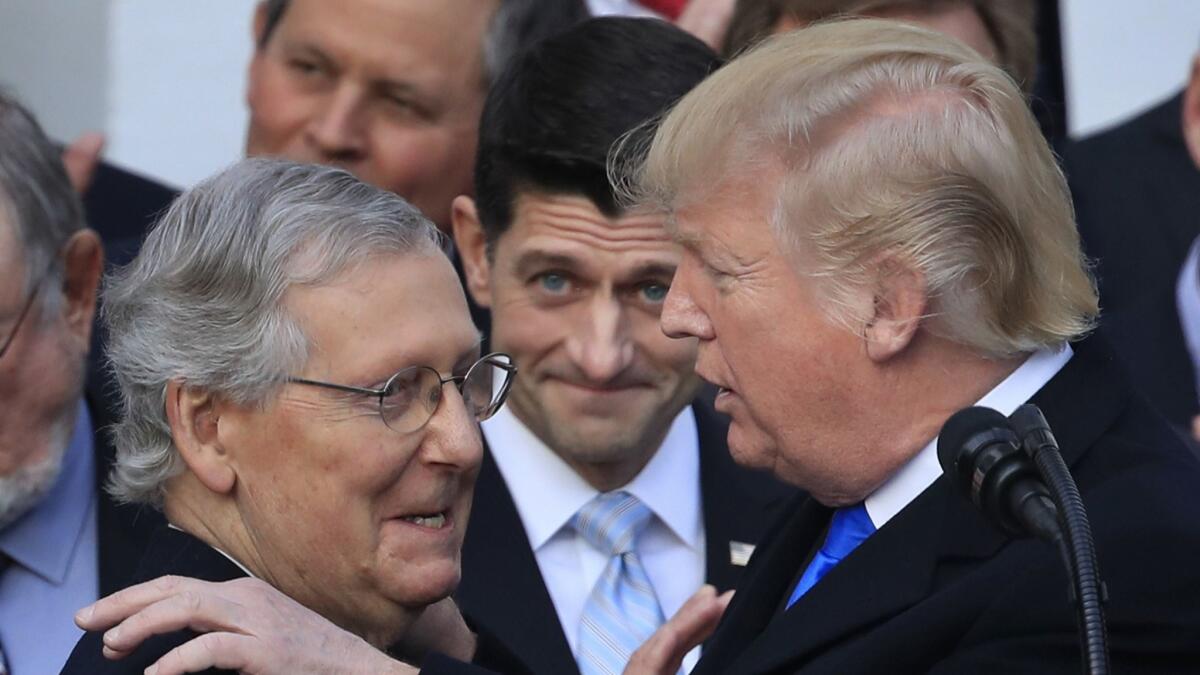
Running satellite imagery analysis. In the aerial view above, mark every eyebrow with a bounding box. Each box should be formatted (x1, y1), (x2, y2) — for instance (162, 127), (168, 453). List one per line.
(512, 250), (583, 279)
(619, 262), (677, 284)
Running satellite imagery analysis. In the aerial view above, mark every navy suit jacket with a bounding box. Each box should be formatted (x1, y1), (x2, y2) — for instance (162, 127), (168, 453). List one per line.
(1063, 92), (1200, 430)
(689, 338), (1200, 674)
(453, 399), (793, 675)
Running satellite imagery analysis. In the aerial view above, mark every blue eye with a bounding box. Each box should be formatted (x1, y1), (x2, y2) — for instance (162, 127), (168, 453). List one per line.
(640, 283), (669, 303)
(538, 273), (570, 294)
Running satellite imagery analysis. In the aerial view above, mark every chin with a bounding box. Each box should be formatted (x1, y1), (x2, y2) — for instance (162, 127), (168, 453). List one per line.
(382, 559), (462, 610)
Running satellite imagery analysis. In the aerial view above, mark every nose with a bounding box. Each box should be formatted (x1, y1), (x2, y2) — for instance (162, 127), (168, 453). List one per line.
(303, 84), (367, 162)
(566, 295), (635, 383)
(661, 265), (714, 341)
(419, 383), (483, 473)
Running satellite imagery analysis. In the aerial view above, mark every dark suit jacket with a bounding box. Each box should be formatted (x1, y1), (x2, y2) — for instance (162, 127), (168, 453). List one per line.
(61, 527), (245, 675)
(689, 338), (1200, 674)
(88, 388), (162, 596)
(454, 399), (794, 675)
(1063, 92), (1200, 429)
(82, 160), (177, 258)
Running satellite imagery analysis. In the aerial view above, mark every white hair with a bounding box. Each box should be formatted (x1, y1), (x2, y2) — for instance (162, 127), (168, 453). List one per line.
(104, 158), (445, 506)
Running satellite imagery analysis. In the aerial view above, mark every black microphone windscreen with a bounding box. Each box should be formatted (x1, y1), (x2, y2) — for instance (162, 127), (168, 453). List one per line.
(937, 406), (1012, 476)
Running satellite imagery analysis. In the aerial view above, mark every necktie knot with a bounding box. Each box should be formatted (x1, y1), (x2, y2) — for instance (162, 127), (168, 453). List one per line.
(785, 503), (876, 609)
(572, 491), (653, 557)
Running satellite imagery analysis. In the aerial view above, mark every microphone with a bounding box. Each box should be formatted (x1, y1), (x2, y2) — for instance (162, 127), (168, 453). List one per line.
(1010, 404), (1109, 675)
(936, 406), (1060, 541)
(939, 404), (1109, 675)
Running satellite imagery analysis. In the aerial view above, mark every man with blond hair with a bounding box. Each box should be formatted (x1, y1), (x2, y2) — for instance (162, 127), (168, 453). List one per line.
(624, 18), (1200, 673)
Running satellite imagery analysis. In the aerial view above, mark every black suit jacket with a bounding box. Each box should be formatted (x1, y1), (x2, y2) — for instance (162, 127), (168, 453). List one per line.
(689, 338), (1200, 674)
(454, 399), (793, 675)
(1063, 92), (1200, 429)
(61, 527), (246, 675)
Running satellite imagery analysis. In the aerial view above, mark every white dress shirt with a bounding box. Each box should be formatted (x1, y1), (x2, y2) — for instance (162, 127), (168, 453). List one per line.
(483, 404), (705, 672)
(586, 0), (662, 18)
(864, 345), (1073, 529)
(1177, 236), (1200, 407)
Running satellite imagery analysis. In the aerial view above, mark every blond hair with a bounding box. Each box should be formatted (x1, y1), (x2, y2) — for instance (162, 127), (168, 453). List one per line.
(621, 19), (1095, 358)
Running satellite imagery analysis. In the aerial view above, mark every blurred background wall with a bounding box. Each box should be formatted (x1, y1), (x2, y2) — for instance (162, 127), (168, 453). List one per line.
(0, 0), (1197, 189)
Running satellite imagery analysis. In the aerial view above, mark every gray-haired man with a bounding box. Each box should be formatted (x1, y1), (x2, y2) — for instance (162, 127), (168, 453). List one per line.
(0, 93), (158, 674)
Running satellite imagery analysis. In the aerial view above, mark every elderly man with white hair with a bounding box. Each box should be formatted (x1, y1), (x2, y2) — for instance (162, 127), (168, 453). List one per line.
(73, 18), (1200, 675)
(62, 158), (517, 674)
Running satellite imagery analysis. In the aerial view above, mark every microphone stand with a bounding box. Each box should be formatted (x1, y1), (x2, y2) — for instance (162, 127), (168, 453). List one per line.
(1011, 404), (1110, 675)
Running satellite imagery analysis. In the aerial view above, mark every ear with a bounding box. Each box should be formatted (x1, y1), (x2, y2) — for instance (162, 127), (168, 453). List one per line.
(58, 229), (103, 348)
(451, 195), (494, 308)
(862, 255), (927, 363)
(165, 381), (237, 495)
(1183, 54), (1200, 170)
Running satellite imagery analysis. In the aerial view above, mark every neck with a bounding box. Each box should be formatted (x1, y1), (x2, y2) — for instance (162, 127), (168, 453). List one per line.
(836, 334), (1026, 505)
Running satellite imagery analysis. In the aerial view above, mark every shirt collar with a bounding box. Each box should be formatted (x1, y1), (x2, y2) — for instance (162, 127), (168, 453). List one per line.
(864, 344), (1073, 529)
(0, 400), (95, 584)
(482, 404), (702, 551)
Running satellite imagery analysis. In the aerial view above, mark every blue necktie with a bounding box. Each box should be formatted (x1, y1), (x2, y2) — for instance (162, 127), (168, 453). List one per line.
(573, 491), (668, 675)
(786, 503), (876, 609)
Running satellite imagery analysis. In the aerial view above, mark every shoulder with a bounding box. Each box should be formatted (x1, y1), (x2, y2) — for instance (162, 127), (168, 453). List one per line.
(61, 628), (235, 675)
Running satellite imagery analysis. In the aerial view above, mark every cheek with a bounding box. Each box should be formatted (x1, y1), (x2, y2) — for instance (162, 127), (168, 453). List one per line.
(489, 295), (564, 363)
(247, 72), (312, 145)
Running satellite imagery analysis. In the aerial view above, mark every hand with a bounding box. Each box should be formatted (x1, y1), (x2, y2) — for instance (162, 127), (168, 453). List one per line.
(75, 575), (417, 675)
(61, 132), (105, 194)
(388, 596), (477, 664)
(675, 0), (737, 51)
(623, 585), (733, 675)
(1191, 414), (1200, 443)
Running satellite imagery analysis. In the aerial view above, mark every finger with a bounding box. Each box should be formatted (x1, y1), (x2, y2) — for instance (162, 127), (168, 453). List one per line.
(101, 590), (248, 654)
(625, 585), (730, 674)
(78, 575), (217, 631)
(62, 131), (105, 194)
(146, 632), (258, 675)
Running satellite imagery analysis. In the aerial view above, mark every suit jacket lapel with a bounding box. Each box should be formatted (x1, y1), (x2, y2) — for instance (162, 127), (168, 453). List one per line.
(456, 447), (579, 675)
(696, 400), (793, 593)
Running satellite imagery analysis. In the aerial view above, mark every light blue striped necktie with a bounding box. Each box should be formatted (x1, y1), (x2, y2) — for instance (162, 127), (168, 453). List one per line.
(573, 491), (668, 675)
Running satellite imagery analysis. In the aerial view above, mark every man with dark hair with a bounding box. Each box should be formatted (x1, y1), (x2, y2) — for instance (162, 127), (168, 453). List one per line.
(69, 17), (789, 675)
(451, 17), (789, 675)
(0, 93), (158, 675)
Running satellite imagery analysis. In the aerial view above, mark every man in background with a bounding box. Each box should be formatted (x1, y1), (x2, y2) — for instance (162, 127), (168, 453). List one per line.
(452, 17), (789, 674)
(721, 0), (1038, 94)
(0, 93), (158, 675)
(1063, 43), (1200, 443)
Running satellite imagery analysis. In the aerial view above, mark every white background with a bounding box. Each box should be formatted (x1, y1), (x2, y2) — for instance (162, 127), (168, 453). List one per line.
(1, 0), (1198, 189)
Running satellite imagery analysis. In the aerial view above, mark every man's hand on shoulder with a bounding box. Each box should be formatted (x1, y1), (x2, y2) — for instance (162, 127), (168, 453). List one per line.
(75, 575), (418, 675)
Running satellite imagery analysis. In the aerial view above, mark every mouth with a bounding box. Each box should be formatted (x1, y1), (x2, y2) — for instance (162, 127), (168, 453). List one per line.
(401, 513), (447, 529)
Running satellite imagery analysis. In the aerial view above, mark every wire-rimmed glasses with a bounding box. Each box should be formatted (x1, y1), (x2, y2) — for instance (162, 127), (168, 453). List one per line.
(287, 352), (517, 433)
(0, 266), (51, 361)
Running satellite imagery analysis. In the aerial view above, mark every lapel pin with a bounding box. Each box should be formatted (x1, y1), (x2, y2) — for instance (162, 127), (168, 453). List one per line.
(729, 541), (755, 567)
